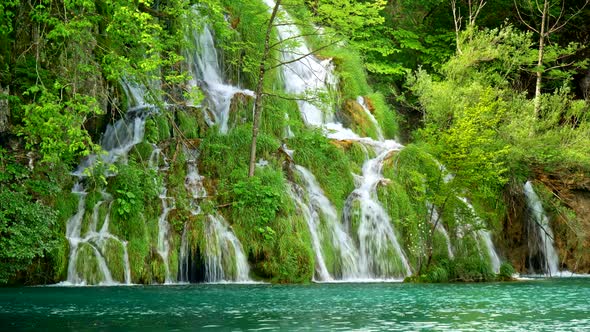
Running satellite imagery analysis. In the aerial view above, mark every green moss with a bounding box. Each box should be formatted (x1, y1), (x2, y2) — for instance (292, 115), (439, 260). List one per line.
(367, 93), (398, 139)
(288, 129), (355, 212)
(150, 253), (166, 284)
(127, 238), (150, 283)
(168, 236), (180, 280)
(331, 48), (371, 99)
(75, 243), (102, 285)
(47, 234), (69, 282)
(145, 113), (171, 143)
(177, 109), (200, 139)
(130, 141), (154, 163)
(228, 93), (255, 131)
(55, 192), (81, 233)
(339, 98), (379, 140)
(79, 191), (102, 236)
(498, 262), (515, 281)
(103, 238), (126, 283)
(218, 0), (273, 88)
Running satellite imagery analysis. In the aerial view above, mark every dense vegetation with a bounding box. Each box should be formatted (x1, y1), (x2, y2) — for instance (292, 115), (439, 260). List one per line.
(0, 0), (588, 284)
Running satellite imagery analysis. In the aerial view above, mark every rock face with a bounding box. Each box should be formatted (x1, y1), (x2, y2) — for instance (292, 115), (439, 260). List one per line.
(502, 168), (590, 274)
(0, 86), (9, 133)
(535, 169), (590, 273)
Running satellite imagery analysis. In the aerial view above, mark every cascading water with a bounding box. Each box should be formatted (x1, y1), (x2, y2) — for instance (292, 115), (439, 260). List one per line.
(63, 81), (152, 285)
(149, 147), (174, 283)
(427, 204), (454, 259)
(457, 197), (502, 274)
(264, 0), (411, 280)
(203, 214), (251, 282)
(523, 181), (561, 276)
(184, 20), (253, 133)
(478, 230), (501, 274)
(291, 165), (360, 281)
(343, 145), (412, 278)
(357, 96), (384, 141)
(179, 149), (251, 283)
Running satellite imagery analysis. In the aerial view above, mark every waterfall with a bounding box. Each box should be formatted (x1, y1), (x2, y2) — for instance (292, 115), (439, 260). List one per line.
(523, 181), (560, 276)
(261, 0), (337, 127)
(427, 204), (454, 259)
(63, 81), (152, 285)
(290, 165), (360, 281)
(156, 189), (174, 283)
(262, 0), (411, 280)
(184, 21), (253, 133)
(478, 230), (501, 274)
(203, 214), (251, 282)
(357, 96), (384, 141)
(179, 149), (251, 283)
(343, 146), (412, 278)
(458, 197), (502, 273)
(148, 147), (174, 283)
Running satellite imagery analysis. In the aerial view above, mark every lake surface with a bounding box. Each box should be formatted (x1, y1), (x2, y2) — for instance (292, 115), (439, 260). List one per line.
(1, 279), (589, 331)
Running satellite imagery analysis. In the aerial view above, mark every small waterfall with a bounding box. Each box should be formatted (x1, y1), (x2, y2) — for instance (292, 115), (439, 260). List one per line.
(179, 149), (251, 282)
(458, 197), (502, 274)
(343, 146), (412, 279)
(203, 214), (251, 282)
(523, 181), (560, 276)
(185, 21), (253, 133)
(64, 191), (132, 285)
(156, 189), (174, 283)
(427, 204), (454, 259)
(262, 0), (337, 127)
(478, 230), (501, 274)
(290, 165), (360, 281)
(357, 96), (384, 141)
(149, 147), (174, 283)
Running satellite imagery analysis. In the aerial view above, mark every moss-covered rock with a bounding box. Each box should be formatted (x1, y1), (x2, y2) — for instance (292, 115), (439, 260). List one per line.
(102, 238), (126, 283)
(75, 243), (103, 285)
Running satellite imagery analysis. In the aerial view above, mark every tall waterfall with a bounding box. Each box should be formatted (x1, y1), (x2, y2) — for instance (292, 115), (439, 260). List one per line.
(262, 0), (411, 280)
(63, 81), (151, 285)
(184, 22), (253, 133)
(523, 181), (560, 276)
(343, 145), (412, 278)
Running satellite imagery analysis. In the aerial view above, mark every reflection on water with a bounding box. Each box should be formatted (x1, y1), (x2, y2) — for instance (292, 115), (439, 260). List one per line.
(0, 280), (589, 331)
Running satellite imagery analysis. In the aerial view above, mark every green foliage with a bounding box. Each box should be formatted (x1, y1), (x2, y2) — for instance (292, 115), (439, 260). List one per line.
(288, 129), (354, 212)
(109, 160), (160, 219)
(498, 262), (515, 281)
(18, 85), (102, 164)
(449, 256), (495, 282)
(231, 170), (284, 239)
(75, 243), (103, 284)
(0, 187), (58, 283)
(504, 90), (590, 168)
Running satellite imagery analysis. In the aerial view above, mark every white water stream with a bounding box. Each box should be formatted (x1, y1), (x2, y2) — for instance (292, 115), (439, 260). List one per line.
(185, 21), (254, 133)
(180, 149), (251, 282)
(63, 81), (153, 285)
(523, 181), (561, 276)
(261, 0), (412, 280)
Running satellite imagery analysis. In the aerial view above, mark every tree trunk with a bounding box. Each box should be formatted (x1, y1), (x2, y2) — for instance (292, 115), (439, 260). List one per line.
(534, 0), (548, 116)
(248, 0), (281, 177)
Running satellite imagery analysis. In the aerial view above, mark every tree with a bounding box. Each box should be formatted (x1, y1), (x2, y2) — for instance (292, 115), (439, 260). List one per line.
(248, 0), (281, 178)
(514, 0), (589, 114)
(451, 0), (486, 53)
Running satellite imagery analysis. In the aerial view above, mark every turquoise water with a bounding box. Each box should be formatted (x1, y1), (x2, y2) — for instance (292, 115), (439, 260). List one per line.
(1, 279), (589, 331)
